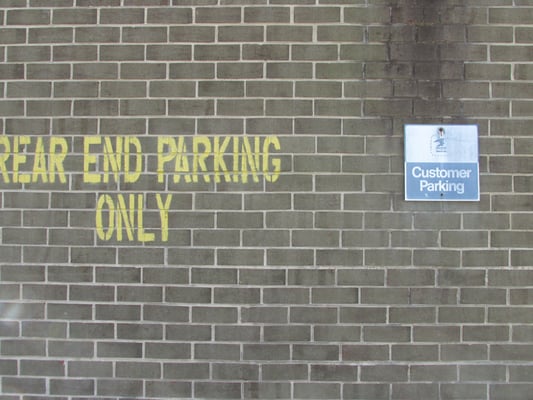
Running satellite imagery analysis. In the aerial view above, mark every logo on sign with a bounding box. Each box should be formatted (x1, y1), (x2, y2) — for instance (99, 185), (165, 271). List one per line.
(431, 127), (447, 156)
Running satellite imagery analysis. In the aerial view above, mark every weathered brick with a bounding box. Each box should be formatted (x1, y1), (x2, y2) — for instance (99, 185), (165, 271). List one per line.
(7, 9), (50, 25)
(243, 344), (290, 361)
(194, 382), (241, 399)
(0, 2), (531, 398)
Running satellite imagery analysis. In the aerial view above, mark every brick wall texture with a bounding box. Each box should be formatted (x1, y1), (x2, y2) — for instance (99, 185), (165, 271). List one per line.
(1, 1), (533, 399)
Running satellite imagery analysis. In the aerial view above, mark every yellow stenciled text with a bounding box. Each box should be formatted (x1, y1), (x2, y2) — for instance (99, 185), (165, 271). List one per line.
(83, 136), (143, 184)
(0, 135), (68, 184)
(157, 135), (281, 184)
(95, 193), (172, 242)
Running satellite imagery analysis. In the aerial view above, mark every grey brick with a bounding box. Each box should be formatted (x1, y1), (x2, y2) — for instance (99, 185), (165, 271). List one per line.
(1, 265), (44, 282)
(75, 26), (120, 43)
(117, 323), (163, 340)
(148, 44), (192, 60)
(0, 28), (26, 44)
(146, 8), (191, 24)
(1, 377), (46, 394)
(196, 7), (241, 23)
(54, 81), (98, 98)
(21, 321), (66, 340)
(392, 344), (439, 361)
(122, 26), (167, 43)
(164, 362), (210, 379)
(97, 342), (142, 358)
(0, 63), (24, 79)
(361, 365), (408, 382)
(263, 325), (309, 342)
(50, 379), (94, 396)
(20, 360), (65, 376)
(116, 361), (160, 378)
(441, 344), (488, 361)
(165, 286), (211, 304)
(97, 378), (143, 397)
(68, 361), (113, 378)
(145, 342), (191, 359)
(460, 364), (506, 382)
(7, 9), (50, 25)
(338, 269), (384, 286)
(438, 269), (486, 287)
(414, 250), (461, 267)
(194, 382), (241, 399)
(0, 248), (22, 264)
(7, 81), (51, 98)
(243, 382), (291, 399)
(22, 284), (67, 301)
(263, 288), (309, 304)
(96, 304), (141, 321)
(167, 248), (214, 265)
(73, 62), (118, 79)
(213, 362), (259, 381)
(491, 384), (533, 400)
(100, 8), (144, 24)
(340, 307), (387, 324)
(48, 266), (92, 283)
(392, 383), (439, 400)
(214, 287), (260, 304)
(218, 26), (263, 43)
(53, 45), (97, 61)
(69, 322), (114, 339)
(49, 340), (94, 358)
(262, 363), (308, 381)
(290, 307), (337, 324)
(120, 62), (167, 79)
(118, 247), (164, 265)
(461, 288), (506, 305)
(146, 381), (192, 398)
(294, 382), (340, 399)
(52, 8), (97, 24)
(489, 307), (533, 323)
(170, 26), (214, 42)
(243, 344), (290, 361)
(312, 288), (358, 304)
(47, 303), (92, 320)
(292, 344), (339, 361)
(192, 306), (238, 324)
(390, 306), (435, 323)
(1, 339), (45, 356)
(216, 325), (260, 342)
(242, 307), (287, 324)
(267, 62), (313, 79)
(343, 383), (389, 400)
(413, 325), (460, 342)
(363, 326), (410, 343)
(0, 284), (19, 301)
(411, 364), (457, 382)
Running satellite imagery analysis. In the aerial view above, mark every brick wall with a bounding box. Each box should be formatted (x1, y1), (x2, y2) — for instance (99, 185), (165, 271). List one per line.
(0, 1), (532, 399)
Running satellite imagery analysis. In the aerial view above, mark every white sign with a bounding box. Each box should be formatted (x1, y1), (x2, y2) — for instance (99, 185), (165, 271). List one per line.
(405, 125), (479, 201)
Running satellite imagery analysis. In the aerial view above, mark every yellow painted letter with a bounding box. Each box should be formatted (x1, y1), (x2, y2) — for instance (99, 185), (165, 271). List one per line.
(96, 194), (115, 241)
(157, 136), (176, 183)
(84, 136), (101, 183)
(263, 136), (281, 183)
(192, 136), (211, 183)
(124, 136), (142, 183)
(49, 137), (68, 184)
(156, 193), (172, 242)
(0, 136), (11, 183)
